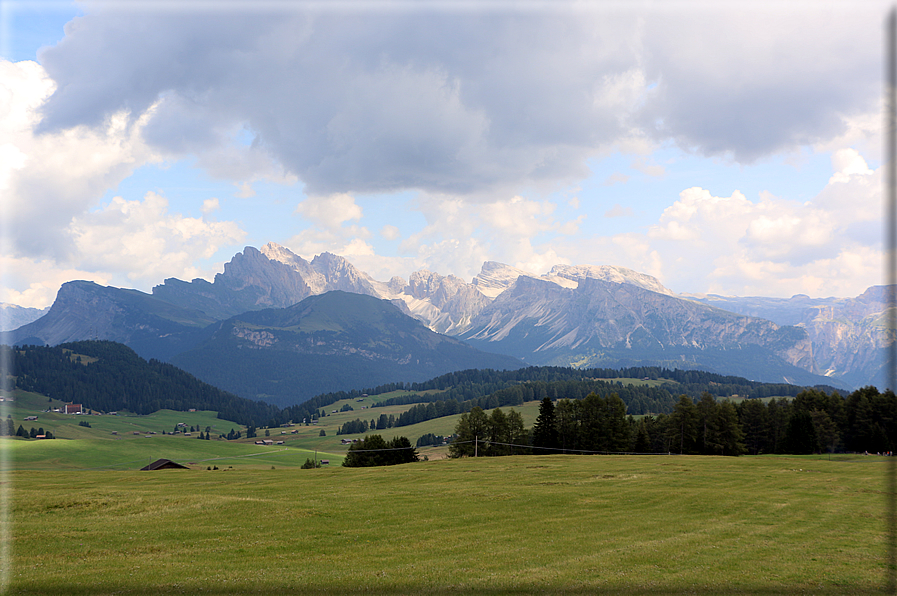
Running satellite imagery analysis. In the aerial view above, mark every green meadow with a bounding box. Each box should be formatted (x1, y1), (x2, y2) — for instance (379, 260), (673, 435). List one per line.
(6, 454), (891, 595)
(2, 385), (892, 594)
(3, 389), (540, 469)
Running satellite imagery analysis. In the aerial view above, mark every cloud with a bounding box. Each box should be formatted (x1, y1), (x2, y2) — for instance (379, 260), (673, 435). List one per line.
(234, 182), (255, 198)
(643, 157), (880, 294)
(829, 148), (873, 184)
(201, 198), (220, 214)
(380, 225), (400, 241)
(630, 156), (665, 178)
(294, 193), (363, 228)
(604, 204), (633, 218)
(603, 172), (629, 186)
(32, 4), (881, 200)
(0, 59), (171, 264)
(4, 5), (889, 306)
(0, 256), (110, 309)
(637, 6), (882, 162)
(70, 191), (246, 287)
(389, 193), (584, 281)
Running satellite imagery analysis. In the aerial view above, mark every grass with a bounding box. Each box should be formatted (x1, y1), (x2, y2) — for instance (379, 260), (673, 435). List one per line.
(5, 453), (891, 595)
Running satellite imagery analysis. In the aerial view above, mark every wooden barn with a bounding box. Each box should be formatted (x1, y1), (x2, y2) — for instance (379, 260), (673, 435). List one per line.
(140, 459), (189, 471)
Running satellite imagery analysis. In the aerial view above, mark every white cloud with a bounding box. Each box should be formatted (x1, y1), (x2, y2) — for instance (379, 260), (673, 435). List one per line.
(0, 256), (110, 309)
(295, 193), (363, 229)
(380, 225), (400, 241)
(234, 181), (256, 198)
(640, 153), (881, 295)
(69, 191), (246, 287)
(829, 148), (873, 184)
(480, 196), (557, 237)
(283, 224), (371, 262)
(603, 172), (629, 186)
(604, 204), (633, 218)
(201, 198), (220, 214)
(630, 156), (665, 178)
(1, 59), (162, 261)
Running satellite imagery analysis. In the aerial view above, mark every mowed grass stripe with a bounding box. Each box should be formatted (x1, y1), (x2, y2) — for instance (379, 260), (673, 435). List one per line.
(7, 454), (889, 595)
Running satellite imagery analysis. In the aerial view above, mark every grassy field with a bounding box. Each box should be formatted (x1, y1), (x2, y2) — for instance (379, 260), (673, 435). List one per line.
(3, 389), (546, 469)
(5, 453), (891, 595)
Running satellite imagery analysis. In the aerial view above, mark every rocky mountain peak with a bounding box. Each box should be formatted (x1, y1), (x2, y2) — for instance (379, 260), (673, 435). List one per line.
(260, 242), (313, 272)
(471, 262), (534, 298)
(386, 276), (407, 294)
(547, 264), (673, 296)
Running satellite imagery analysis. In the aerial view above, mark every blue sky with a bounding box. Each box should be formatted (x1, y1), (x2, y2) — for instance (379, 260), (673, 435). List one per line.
(0, 0), (888, 307)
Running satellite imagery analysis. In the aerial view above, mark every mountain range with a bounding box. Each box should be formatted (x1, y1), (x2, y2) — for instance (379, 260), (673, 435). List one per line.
(0, 304), (49, 333)
(8, 242), (893, 402)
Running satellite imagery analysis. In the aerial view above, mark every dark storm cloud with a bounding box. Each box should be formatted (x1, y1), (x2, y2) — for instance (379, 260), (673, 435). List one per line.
(35, 3), (882, 195)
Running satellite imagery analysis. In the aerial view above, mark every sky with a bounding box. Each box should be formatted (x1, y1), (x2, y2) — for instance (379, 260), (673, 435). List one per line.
(0, 0), (890, 309)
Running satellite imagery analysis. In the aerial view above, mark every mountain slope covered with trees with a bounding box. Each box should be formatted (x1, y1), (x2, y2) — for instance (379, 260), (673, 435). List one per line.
(9, 341), (278, 425)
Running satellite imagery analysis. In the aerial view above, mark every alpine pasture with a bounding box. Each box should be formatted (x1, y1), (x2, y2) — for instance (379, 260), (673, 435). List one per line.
(1, 387), (892, 594)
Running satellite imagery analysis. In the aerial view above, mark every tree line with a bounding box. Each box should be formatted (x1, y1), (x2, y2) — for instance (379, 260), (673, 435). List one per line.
(446, 385), (897, 458)
(342, 435), (418, 467)
(9, 341), (879, 456)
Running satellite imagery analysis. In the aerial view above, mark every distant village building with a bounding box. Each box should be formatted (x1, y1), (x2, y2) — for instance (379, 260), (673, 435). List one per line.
(64, 404), (82, 414)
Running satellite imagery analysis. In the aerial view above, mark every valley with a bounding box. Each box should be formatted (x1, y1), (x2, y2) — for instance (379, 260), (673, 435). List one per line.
(2, 383), (548, 470)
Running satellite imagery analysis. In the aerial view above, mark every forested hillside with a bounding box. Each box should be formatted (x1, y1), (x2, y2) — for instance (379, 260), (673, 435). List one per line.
(347, 366), (838, 431)
(9, 341), (279, 425)
(8, 341), (842, 427)
(9, 340), (886, 457)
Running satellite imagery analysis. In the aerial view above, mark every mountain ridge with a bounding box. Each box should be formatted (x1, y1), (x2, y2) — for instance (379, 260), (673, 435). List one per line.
(169, 291), (523, 406)
(6, 242), (888, 390)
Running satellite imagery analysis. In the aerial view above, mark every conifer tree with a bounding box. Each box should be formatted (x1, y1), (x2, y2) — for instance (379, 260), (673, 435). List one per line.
(532, 397), (559, 452)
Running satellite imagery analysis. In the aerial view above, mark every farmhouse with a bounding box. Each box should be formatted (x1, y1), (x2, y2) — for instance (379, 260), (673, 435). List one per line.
(64, 404), (82, 414)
